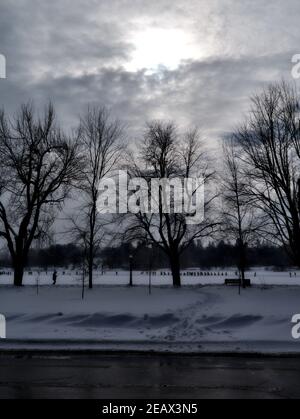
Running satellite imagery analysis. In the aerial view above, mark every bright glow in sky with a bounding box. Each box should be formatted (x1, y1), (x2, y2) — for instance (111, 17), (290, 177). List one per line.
(1, 0), (299, 140)
(126, 28), (201, 73)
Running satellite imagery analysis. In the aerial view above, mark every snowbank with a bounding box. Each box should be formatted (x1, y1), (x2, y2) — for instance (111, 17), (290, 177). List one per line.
(1, 284), (300, 354)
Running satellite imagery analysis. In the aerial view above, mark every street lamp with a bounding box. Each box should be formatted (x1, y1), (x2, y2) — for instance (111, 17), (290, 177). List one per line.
(147, 244), (153, 295)
(129, 254), (133, 287)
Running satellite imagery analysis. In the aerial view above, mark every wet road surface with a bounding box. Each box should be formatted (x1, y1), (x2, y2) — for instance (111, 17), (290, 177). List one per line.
(0, 353), (300, 399)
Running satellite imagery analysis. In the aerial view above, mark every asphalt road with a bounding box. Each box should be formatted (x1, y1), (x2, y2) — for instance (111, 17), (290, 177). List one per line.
(0, 353), (300, 399)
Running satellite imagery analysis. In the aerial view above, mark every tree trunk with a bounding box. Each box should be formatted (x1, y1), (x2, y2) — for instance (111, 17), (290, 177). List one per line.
(13, 261), (24, 287)
(12, 235), (28, 287)
(237, 239), (247, 289)
(240, 245), (246, 289)
(170, 254), (181, 288)
(87, 233), (94, 289)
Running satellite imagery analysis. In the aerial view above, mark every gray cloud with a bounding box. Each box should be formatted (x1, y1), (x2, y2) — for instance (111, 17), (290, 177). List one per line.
(0, 0), (300, 145)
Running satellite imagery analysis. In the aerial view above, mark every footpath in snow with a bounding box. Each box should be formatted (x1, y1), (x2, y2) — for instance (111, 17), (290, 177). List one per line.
(1, 275), (300, 354)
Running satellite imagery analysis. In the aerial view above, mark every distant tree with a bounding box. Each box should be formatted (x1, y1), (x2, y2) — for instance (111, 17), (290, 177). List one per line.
(0, 103), (82, 286)
(100, 240), (289, 270)
(28, 243), (83, 268)
(234, 81), (300, 267)
(221, 140), (263, 287)
(125, 122), (218, 287)
(70, 107), (124, 289)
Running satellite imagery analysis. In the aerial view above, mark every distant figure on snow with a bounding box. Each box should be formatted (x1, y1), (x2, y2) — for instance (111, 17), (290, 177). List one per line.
(52, 270), (57, 285)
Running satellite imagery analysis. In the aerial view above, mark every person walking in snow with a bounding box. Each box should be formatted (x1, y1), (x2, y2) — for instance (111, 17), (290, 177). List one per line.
(52, 270), (57, 285)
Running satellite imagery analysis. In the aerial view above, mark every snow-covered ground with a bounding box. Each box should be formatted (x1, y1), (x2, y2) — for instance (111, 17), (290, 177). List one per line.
(1, 268), (300, 286)
(1, 273), (300, 354)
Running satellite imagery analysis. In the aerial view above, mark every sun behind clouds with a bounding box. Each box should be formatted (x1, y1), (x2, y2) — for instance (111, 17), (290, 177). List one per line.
(126, 27), (201, 73)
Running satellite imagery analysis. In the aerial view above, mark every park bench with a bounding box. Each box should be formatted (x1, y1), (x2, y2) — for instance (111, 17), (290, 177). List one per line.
(225, 278), (251, 287)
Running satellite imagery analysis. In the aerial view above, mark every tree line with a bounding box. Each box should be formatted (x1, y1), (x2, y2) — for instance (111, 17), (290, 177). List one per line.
(101, 241), (289, 271)
(0, 240), (288, 270)
(0, 80), (300, 288)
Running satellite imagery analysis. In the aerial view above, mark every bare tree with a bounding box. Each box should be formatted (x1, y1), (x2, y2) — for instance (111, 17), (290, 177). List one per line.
(0, 103), (83, 286)
(221, 140), (263, 288)
(71, 106), (124, 289)
(234, 81), (300, 267)
(125, 122), (218, 287)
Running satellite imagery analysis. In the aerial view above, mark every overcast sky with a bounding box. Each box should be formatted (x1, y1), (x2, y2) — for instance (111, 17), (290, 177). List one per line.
(0, 0), (300, 146)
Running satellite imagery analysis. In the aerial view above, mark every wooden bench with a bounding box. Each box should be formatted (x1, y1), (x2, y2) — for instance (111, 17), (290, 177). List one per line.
(225, 278), (251, 287)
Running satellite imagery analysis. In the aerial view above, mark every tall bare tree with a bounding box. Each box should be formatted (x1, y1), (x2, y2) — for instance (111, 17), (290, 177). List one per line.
(72, 106), (124, 289)
(0, 103), (82, 286)
(234, 81), (300, 266)
(126, 122), (218, 287)
(221, 140), (263, 287)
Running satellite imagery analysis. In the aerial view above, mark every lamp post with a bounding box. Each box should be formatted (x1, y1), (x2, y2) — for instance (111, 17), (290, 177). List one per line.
(36, 271), (40, 296)
(82, 264), (85, 300)
(148, 244), (153, 295)
(129, 254), (133, 287)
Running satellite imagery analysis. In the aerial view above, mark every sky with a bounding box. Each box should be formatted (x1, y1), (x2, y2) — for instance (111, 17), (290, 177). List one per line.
(0, 0), (300, 146)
